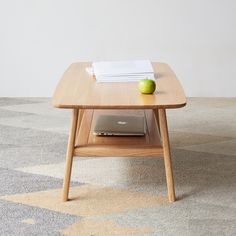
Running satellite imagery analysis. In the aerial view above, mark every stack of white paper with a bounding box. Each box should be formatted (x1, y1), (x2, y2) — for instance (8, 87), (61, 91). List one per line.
(92, 60), (155, 82)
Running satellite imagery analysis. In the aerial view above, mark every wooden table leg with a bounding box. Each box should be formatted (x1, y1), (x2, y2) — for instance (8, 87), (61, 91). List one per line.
(158, 108), (176, 202)
(62, 108), (79, 201)
(153, 109), (160, 134)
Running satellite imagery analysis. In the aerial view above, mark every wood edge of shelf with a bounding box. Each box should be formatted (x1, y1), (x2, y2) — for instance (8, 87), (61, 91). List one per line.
(73, 145), (164, 157)
(52, 102), (187, 110)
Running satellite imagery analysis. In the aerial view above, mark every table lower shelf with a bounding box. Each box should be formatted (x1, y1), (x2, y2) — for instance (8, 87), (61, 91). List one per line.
(74, 109), (163, 157)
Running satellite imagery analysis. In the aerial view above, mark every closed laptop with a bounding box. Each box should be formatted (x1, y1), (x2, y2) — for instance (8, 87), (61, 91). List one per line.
(93, 115), (145, 136)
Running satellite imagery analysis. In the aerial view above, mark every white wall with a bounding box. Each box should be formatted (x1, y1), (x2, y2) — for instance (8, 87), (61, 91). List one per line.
(0, 0), (236, 97)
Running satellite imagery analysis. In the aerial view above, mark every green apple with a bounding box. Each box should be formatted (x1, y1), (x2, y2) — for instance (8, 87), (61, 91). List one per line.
(138, 78), (156, 94)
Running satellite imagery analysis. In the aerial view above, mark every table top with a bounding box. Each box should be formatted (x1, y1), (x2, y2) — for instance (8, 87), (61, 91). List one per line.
(52, 62), (186, 109)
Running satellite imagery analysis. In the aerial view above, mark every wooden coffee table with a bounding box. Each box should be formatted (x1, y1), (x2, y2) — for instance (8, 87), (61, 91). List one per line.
(52, 62), (186, 202)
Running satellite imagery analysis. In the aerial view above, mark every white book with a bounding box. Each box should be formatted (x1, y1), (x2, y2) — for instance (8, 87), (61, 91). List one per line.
(96, 74), (155, 83)
(92, 60), (154, 77)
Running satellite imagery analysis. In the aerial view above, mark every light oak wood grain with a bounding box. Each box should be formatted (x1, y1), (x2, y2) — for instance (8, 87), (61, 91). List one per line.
(153, 109), (160, 134)
(158, 109), (176, 202)
(62, 109), (79, 201)
(74, 109), (163, 157)
(52, 62), (186, 109)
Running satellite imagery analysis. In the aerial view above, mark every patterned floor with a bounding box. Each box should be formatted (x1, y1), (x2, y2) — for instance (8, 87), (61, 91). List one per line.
(0, 97), (235, 236)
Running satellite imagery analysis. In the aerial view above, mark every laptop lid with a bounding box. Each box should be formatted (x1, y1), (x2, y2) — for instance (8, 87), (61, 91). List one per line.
(93, 115), (145, 136)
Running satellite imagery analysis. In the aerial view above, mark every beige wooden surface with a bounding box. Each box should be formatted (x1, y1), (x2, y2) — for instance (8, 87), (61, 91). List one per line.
(74, 109), (163, 157)
(52, 62), (186, 109)
(62, 109), (79, 201)
(157, 109), (175, 202)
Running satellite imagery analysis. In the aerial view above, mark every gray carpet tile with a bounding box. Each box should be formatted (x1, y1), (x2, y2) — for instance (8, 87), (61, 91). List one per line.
(73, 148), (236, 208)
(172, 148), (236, 174)
(0, 124), (68, 147)
(0, 146), (66, 168)
(0, 97), (235, 235)
(0, 114), (70, 134)
(172, 149), (236, 206)
(96, 201), (236, 236)
(189, 219), (236, 236)
(180, 139), (236, 156)
(0, 124), (68, 168)
(0, 98), (43, 107)
(86, 149), (236, 205)
(0, 108), (34, 118)
(0, 200), (80, 236)
(169, 130), (234, 149)
(42, 141), (67, 156)
(19, 97), (51, 103)
(2, 101), (71, 118)
(168, 100), (236, 138)
(0, 143), (18, 150)
(186, 97), (236, 109)
(0, 168), (79, 196)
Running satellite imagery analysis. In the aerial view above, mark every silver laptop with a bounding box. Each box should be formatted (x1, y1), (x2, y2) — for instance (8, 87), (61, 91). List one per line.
(93, 115), (146, 136)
